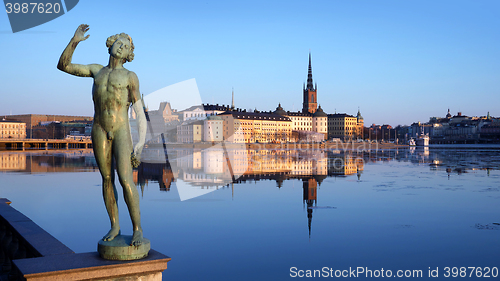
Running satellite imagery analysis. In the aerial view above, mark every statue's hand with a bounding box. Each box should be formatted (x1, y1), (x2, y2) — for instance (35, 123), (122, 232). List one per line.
(131, 142), (144, 168)
(131, 152), (140, 168)
(74, 24), (90, 42)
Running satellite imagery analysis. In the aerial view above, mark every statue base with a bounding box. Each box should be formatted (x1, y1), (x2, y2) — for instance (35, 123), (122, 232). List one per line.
(98, 235), (150, 261)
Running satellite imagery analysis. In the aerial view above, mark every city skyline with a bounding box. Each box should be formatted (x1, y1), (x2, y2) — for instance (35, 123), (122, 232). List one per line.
(1, 0), (499, 126)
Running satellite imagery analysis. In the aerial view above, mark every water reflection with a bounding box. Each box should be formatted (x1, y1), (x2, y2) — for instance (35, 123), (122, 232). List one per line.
(136, 146), (500, 192)
(3, 146), (499, 180)
(129, 146), (500, 237)
(303, 178), (317, 238)
(0, 149), (97, 173)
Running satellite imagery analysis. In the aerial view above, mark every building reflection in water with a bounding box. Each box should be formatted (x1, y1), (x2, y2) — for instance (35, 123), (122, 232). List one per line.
(303, 178), (317, 238)
(3, 147), (498, 182)
(0, 149), (97, 173)
(3, 146), (500, 236)
(137, 147), (364, 237)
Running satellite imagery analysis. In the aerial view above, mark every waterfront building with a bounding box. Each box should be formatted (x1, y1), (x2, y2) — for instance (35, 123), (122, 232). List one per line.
(219, 110), (292, 143)
(274, 103), (327, 139)
(480, 123), (500, 141)
(177, 120), (204, 143)
(327, 113), (358, 142)
(312, 106), (328, 136)
(425, 109), (500, 143)
(31, 120), (93, 139)
(0, 120), (26, 139)
(173, 104), (228, 143)
(203, 115), (223, 142)
(176, 115), (224, 143)
(285, 111), (313, 132)
(2, 114), (92, 138)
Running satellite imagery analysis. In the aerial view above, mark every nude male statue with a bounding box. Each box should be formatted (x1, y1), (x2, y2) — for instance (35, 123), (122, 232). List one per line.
(58, 24), (147, 246)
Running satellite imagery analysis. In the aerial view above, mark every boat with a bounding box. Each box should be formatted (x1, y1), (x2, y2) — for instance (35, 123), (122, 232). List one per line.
(416, 135), (429, 146)
(408, 138), (416, 146)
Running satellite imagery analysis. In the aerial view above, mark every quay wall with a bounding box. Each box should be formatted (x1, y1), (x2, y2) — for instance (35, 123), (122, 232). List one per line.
(0, 199), (170, 281)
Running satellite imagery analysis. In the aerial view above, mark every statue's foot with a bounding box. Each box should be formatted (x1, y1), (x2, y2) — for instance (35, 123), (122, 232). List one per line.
(103, 227), (120, 241)
(130, 229), (143, 246)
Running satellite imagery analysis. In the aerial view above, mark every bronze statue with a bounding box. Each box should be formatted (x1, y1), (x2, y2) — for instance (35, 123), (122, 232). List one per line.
(58, 24), (147, 246)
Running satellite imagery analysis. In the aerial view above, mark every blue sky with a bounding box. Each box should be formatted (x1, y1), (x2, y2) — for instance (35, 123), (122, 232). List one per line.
(1, 0), (499, 126)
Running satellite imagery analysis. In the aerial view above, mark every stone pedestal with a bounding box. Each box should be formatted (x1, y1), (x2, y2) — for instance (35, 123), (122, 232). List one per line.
(14, 250), (170, 281)
(98, 235), (150, 261)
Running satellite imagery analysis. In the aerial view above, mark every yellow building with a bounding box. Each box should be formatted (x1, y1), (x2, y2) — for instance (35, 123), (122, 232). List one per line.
(219, 110), (292, 143)
(177, 120), (203, 143)
(327, 109), (364, 142)
(0, 120), (26, 139)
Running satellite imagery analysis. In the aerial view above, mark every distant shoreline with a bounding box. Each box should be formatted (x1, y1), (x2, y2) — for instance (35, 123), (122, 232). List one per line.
(145, 141), (405, 150)
(3, 142), (500, 152)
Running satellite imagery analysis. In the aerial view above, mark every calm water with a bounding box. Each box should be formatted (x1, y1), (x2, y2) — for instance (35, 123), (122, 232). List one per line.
(1, 146), (499, 280)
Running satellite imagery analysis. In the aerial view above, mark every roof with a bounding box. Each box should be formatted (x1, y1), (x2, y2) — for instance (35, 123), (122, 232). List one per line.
(0, 120), (26, 124)
(313, 105), (327, 117)
(203, 104), (232, 111)
(206, 115), (223, 120)
(287, 111), (313, 117)
(274, 104), (287, 116)
(178, 104), (236, 113)
(219, 111), (291, 122)
(327, 113), (356, 118)
(179, 120), (204, 126)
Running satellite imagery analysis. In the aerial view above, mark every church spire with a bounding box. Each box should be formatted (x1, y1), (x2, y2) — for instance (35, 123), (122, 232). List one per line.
(303, 52), (318, 114)
(306, 52), (314, 90)
(231, 87), (235, 109)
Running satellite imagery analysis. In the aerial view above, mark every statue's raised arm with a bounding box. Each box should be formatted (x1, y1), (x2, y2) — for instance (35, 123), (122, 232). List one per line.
(57, 24), (103, 77)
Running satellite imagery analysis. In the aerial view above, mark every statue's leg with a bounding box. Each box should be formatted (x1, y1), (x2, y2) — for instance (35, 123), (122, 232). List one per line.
(113, 127), (143, 246)
(92, 124), (120, 241)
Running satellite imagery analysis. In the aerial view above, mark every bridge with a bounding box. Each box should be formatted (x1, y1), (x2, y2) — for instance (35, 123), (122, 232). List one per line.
(0, 138), (93, 150)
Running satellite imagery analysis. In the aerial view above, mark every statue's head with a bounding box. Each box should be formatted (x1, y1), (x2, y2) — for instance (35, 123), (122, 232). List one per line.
(106, 33), (135, 63)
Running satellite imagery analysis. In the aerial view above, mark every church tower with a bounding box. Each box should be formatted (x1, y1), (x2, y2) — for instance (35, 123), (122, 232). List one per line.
(303, 52), (318, 114)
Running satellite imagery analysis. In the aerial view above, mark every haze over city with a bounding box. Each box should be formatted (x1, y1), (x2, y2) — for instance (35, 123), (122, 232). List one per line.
(1, 0), (499, 126)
